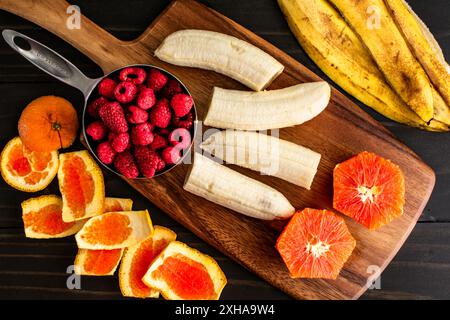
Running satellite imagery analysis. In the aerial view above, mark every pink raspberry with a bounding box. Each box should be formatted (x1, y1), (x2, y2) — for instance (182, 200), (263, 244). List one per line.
(136, 87), (156, 110)
(96, 141), (116, 165)
(172, 112), (194, 130)
(171, 93), (193, 117)
(161, 146), (181, 165)
(131, 122), (154, 146)
(86, 121), (107, 141)
(149, 134), (168, 150)
(87, 97), (108, 119)
(168, 128), (191, 150)
(134, 146), (164, 178)
(109, 132), (130, 153)
(99, 102), (128, 133)
(126, 105), (148, 124)
(147, 69), (168, 91)
(114, 81), (138, 104)
(98, 78), (117, 99)
(119, 67), (147, 85)
(161, 79), (183, 98)
(114, 152), (139, 178)
(149, 98), (172, 128)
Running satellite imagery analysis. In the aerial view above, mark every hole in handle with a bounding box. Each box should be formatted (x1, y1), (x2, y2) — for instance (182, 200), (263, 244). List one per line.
(13, 36), (32, 51)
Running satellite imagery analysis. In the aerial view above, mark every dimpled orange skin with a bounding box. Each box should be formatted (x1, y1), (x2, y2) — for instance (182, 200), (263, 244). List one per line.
(276, 209), (356, 279)
(23, 204), (75, 235)
(83, 249), (122, 275)
(62, 155), (95, 219)
(18, 96), (78, 152)
(333, 151), (405, 230)
(153, 254), (216, 300)
(129, 238), (168, 297)
(82, 213), (132, 246)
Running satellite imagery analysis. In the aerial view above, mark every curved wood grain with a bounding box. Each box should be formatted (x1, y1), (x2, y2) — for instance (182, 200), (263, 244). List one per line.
(0, 0), (435, 300)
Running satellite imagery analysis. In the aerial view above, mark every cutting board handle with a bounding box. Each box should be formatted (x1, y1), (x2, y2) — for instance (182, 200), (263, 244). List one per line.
(0, 0), (129, 73)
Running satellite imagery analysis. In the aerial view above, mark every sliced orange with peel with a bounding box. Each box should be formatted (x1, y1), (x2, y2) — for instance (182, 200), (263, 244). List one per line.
(58, 150), (105, 222)
(142, 241), (227, 300)
(119, 225), (176, 298)
(21, 195), (84, 239)
(76, 210), (153, 250)
(104, 197), (133, 212)
(333, 151), (405, 230)
(74, 248), (123, 276)
(276, 208), (356, 279)
(1, 137), (58, 192)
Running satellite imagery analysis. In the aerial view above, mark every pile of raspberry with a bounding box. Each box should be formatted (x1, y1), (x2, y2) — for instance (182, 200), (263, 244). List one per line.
(85, 66), (194, 179)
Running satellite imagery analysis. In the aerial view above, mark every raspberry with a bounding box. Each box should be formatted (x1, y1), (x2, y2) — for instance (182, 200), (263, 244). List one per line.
(119, 67), (147, 85)
(99, 102), (128, 133)
(161, 146), (181, 165)
(98, 78), (117, 99)
(87, 96), (108, 119)
(171, 93), (193, 117)
(149, 98), (172, 128)
(86, 121), (107, 141)
(126, 105), (148, 124)
(109, 132), (130, 153)
(134, 146), (164, 178)
(96, 141), (116, 165)
(157, 128), (170, 136)
(168, 128), (191, 149)
(161, 79), (183, 98)
(136, 87), (156, 110)
(114, 152), (139, 178)
(131, 122), (154, 146)
(114, 81), (138, 104)
(149, 134), (168, 150)
(147, 69), (168, 91)
(172, 112), (194, 130)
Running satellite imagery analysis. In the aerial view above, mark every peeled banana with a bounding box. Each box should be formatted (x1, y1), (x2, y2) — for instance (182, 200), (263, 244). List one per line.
(385, 0), (450, 107)
(201, 130), (321, 189)
(204, 82), (330, 130)
(277, 0), (447, 131)
(328, 0), (433, 122)
(183, 153), (295, 220)
(155, 29), (284, 91)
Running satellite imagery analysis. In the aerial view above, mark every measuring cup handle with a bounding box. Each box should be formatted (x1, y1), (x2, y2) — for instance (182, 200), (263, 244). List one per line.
(2, 29), (98, 97)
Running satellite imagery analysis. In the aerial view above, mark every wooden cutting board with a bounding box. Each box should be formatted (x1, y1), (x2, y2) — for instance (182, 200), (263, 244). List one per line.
(0, 0), (435, 299)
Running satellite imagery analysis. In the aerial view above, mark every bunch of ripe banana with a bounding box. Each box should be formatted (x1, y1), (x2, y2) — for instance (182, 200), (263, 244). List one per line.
(278, 0), (450, 131)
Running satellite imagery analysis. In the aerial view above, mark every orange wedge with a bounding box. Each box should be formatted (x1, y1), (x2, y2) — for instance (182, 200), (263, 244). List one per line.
(142, 241), (227, 300)
(58, 150), (105, 222)
(74, 248), (123, 276)
(75, 210), (153, 250)
(119, 226), (176, 298)
(21, 195), (84, 238)
(104, 197), (133, 212)
(1, 137), (58, 192)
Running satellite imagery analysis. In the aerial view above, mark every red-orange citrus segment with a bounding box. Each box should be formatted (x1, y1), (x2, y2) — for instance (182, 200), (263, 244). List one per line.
(119, 226), (176, 298)
(58, 151), (105, 222)
(333, 151), (405, 230)
(276, 209), (356, 279)
(75, 210), (153, 250)
(104, 197), (133, 212)
(1, 137), (58, 192)
(74, 248), (123, 276)
(142, 241), (227, 300)
(21, 195), (84, 239)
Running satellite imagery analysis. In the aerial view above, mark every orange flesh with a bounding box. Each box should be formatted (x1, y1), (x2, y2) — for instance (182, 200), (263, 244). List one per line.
(62, 155), (95, 218)
(82, 213), (132, 245)
(23, 204), (75, 235)
(333, 151), (405, 230)
(154, 254), (216, 300)
(276, 209), (356, 279)
(104, 200), (124, 212)
(83, 249), (122, 275)
(7, 144), (31, 176)
(129, 238), (168, 297)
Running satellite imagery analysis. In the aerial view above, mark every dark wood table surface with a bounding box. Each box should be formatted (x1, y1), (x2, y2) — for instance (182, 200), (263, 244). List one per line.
(0, 0), (448, 300)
